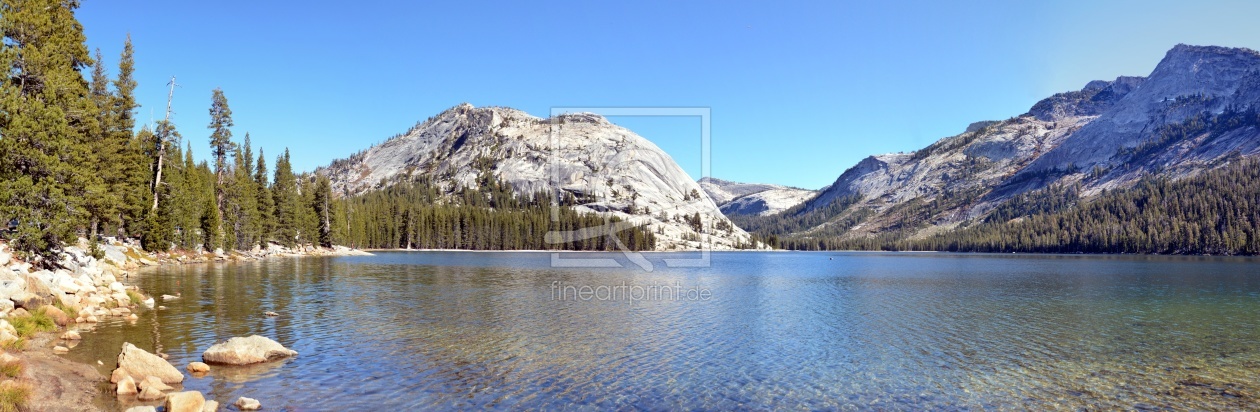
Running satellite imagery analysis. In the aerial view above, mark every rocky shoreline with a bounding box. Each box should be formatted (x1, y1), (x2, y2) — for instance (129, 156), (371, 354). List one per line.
(0, 238), (370, 411)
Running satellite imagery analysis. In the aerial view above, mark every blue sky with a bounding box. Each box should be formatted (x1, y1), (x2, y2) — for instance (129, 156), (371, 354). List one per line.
(77, 0), (1260, 189)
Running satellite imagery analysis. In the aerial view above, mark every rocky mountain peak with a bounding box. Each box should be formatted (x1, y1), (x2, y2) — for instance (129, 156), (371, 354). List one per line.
(320, 103), (752, 250)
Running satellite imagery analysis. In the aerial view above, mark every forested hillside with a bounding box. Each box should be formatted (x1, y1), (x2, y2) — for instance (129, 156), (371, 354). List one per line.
(776, 157), (1260, 254)
(333, 175), (656, 251)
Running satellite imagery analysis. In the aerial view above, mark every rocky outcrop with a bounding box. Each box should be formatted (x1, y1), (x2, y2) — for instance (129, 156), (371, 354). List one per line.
(318, 103), (752, 250)
(202, 335), (297, 365)
(117, 342), (184, 384)
(698, 177), (817, 216)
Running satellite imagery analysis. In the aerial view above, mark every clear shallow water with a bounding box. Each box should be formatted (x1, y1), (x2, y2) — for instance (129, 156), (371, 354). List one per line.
(64, 251), (1260, 410)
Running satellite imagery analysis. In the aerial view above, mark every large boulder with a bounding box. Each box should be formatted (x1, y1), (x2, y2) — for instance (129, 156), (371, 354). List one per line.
(202, 335), (297, 365)
(165, 391), (206, 412)
(0, 276), (25, 301)
(102, 245), (128, 267)
(117, 342), (184, 384)
(43, 305), (71, 326)
(24, 271), (56, 299)
(10, 292), (44, 310)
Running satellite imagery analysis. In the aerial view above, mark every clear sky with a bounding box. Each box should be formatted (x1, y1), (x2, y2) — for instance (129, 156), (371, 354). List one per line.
(77, 0), (1260, 189)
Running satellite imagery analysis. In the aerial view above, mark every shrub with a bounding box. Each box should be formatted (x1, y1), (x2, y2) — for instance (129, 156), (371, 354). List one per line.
(0, 361), (22, 378)
(0, 381), (32, 412)
(10, 308), (56, 338)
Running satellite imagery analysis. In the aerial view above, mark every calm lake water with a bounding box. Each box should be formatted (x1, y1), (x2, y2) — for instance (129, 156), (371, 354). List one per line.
(64, 251), (1260, 410)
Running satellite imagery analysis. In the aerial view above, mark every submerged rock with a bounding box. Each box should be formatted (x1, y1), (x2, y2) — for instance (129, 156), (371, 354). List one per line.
(187, 361), (210, 373)
(202, 335), (297, 365)
(60, 330), (81, 340)
(117, 342), (184, 384)
(234, 396), (261, 410)
(165, 391), (206, 412)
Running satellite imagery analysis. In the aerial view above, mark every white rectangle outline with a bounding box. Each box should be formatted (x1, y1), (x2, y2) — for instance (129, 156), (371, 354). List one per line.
(547, 107), (712, 269)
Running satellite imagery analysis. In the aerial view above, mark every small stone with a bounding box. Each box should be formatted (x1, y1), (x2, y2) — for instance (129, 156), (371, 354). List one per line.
(161, 294), (179, 300)
(53, 345), (69, 354)
(110, 367), (130, 383)
(137, 384), (165, 401)
(60, 330), (81, 340)
(139, 375), (173, 392)
(263, 311), (278, 317)
(116, 375), (138, 395)
(127, 313), (139, 321)
(202, 399), (219, 412)
(123, 406), (156, 412)
(187, 361), (210, 373)
(8, 308), (27, 318)
(234, 396), (261, 410)
(166, 391), (207, 412)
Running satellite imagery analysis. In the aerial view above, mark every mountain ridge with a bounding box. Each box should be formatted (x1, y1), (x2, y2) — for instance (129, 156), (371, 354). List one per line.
(317, 103), (755, 250)
(760, 43), (1260, 246)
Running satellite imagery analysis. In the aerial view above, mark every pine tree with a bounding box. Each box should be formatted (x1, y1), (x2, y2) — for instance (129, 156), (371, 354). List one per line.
(313, 175), (333, 247)
(254, 149), (274, 246)
(114, 35), (148, 237)
(272, 149), (298, 246)
(296, 175), (318, 245)
(0, 0), (97, 261)
(231, 134), (260, 250)
(207, 88), (234, 240)
(84, 47), (119, 240)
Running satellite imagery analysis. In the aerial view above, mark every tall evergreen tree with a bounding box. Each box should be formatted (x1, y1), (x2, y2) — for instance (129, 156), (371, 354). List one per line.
(207, 87), (234, 239)
(254, 148), (274, 246)
(0, 0), (97, 261)
(230, 134), (260, 250)
(272, 149), (298, 246)
(313, 175), (333, 247)
(84, 47), (119, 240)
(113, 35), (148, 237)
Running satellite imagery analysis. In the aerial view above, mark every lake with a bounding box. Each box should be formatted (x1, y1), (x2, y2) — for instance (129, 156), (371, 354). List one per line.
(64, 251), (1260, 410)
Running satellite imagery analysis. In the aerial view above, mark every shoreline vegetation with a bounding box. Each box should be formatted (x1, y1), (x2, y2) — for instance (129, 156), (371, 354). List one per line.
(0, 237), (367, 411)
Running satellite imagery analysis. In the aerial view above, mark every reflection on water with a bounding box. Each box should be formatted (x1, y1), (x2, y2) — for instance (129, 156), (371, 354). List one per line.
(64, 252), (1260, 410)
